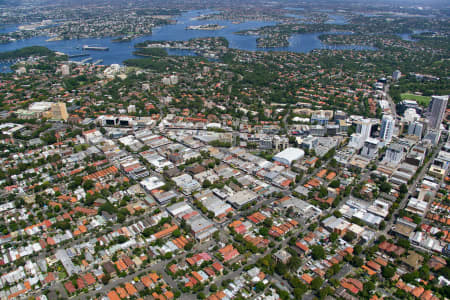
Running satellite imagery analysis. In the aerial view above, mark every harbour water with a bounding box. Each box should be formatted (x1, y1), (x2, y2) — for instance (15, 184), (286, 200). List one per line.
(0, 9), (375, 71)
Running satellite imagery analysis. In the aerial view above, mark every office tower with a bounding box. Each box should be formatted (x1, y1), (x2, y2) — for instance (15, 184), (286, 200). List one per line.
(428, 95), (448, 130)
(380, 114), (395, 142)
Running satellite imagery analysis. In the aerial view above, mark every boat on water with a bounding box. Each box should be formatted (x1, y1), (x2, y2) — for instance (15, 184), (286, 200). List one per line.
(82, 45), (109, 51)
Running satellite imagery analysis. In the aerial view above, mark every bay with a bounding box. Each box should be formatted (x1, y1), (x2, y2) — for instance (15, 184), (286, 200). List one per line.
(0, 9), (374, 72)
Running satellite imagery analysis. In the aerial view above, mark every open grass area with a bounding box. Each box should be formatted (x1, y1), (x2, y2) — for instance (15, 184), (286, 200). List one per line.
(400, 93), (431, 106)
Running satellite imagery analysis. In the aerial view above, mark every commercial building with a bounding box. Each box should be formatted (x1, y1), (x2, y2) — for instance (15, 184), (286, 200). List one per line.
(311, 113), (329, 126)
(277, 196), (322, 221)
(50, 102), (68, 121)
(361, 138), (379, 159)
(434, 150), (450, 170)
(140, 177), (165, 193)
(428, 165), (445, 180)
(300, 136), (318, 150)
(172, 174), (201, 195)
(29, 102), (53, 114)
(408, 121), (423, 138)
(273, 135), (289, 151)
(405, 197), (428, 216)
(227, 190), (259, 209)
(404, 108), (421, 123)
(383, 144), (404, 164)
(272, 147), (305, 166)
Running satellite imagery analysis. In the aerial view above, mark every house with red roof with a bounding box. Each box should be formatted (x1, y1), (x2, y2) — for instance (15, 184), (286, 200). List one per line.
(218, 245), (240, 262)
(83, 273), (96, 286)
(64, 282), (76, 294)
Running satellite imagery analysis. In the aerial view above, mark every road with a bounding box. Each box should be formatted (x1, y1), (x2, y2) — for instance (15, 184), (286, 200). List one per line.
(384, 84), (397, 117)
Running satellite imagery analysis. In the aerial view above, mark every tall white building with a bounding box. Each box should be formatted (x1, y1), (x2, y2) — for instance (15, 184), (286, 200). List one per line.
(357, 119), (373, 140)
(61, 64), (70, 76)
(349, 119), (374, 149)
(428, 95), (448, 130)
(380, 114), (395, 143)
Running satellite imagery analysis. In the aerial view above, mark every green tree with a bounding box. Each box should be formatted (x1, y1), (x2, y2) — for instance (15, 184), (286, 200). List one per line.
(318, 185), (328, 198)
(202, 179), (211, 188)
(209, 284), (218, 292)
(311, 245), (325, 260)
(329, 232), (339, 243)
(382, 265), (396, 279)
(184, 242), (193, 251)
(399, 183), (408, 194)
(311, 277), (323, 291)
(329, 179), (340, 188)
(254, 281), (265, 293)
(379, 181), (392, 193)
(343, 231), (356, 242)
(351, 256), (364, 267)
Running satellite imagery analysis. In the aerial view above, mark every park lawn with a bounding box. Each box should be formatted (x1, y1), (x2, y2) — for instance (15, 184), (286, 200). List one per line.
(400, 93), (431, 106)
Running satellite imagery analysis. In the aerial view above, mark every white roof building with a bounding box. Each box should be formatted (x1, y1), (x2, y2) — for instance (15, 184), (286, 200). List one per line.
(405, 197), (428, 216)
(272, 147), (305, 166)
(227, 190), (259, 208)
(140, 176), (165, 192)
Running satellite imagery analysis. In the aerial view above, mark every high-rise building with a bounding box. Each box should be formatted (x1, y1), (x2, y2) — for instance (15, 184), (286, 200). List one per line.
(349, 119), (374, 149)
(392, 70), (401, 81)
(428, 95), (448, 130)
(361, 138), (379, 158)
(51, 102), (68, 121)
(357, 119), (373, 140)
(408, 121), (423, 138)
(380, 114), (395, 142)
(61, 64), (70, 76)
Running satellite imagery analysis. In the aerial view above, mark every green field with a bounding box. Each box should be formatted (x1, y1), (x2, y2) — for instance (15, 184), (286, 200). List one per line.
(400, 93), (431, 106)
